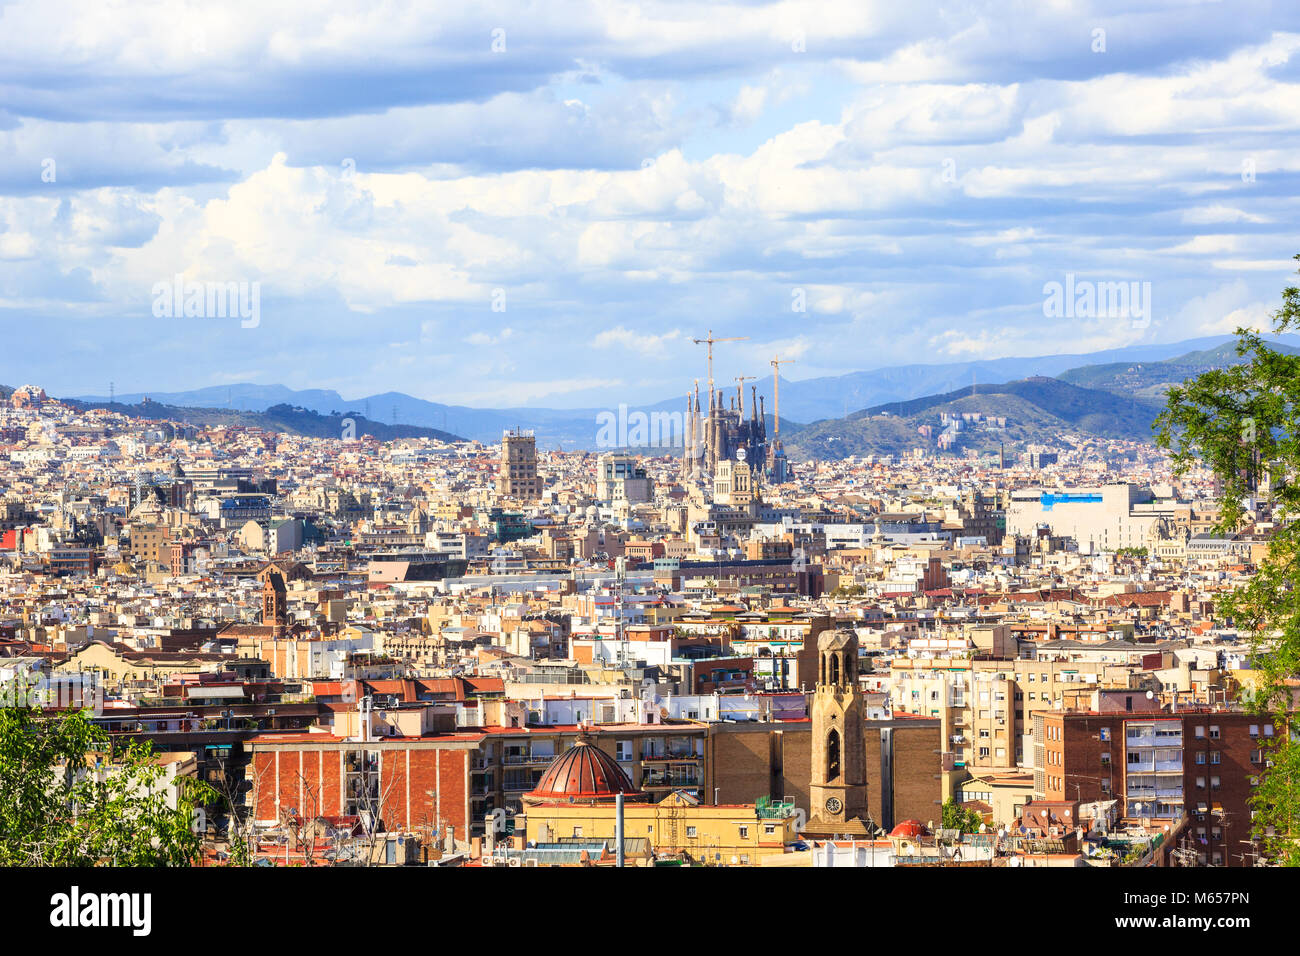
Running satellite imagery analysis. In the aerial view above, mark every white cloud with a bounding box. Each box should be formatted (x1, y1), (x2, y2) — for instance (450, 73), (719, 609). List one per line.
(592, 326), (682, 355)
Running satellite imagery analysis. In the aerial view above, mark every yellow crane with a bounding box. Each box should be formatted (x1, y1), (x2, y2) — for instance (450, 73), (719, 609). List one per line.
(692, 329), (748, 404)
(770, 355), (796, 443)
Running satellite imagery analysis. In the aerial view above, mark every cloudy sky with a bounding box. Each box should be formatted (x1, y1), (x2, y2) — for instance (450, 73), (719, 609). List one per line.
(3, 0), (1300, 407)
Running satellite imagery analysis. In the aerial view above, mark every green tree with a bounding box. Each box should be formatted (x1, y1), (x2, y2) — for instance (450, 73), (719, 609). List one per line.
(1155, 252), (1300, 865)
(0, 706), (217, 866)
(940, 797), (982, 833)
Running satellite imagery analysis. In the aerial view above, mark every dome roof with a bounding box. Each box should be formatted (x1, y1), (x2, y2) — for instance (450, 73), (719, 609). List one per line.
(524, 736), (646, 805)
(889, 819), (928, 838)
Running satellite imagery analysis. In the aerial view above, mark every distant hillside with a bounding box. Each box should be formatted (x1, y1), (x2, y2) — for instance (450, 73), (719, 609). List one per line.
(1058, 340), (1300, 401)
(67, 399), (465, 443)
(785, 377), (1162, 460)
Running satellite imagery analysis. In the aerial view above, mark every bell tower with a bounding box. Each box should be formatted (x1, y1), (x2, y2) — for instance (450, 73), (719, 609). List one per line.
(262, 570), (287, 638)
(805, 629), (871, 838)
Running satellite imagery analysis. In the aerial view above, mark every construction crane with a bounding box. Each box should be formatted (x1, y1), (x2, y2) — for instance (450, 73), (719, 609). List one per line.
(692, 329), (748, 404)
(770, 355), (796, 443)
(734, 375), (757, 416)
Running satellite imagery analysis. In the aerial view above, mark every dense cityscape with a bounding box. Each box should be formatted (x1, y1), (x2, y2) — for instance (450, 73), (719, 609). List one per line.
(7, 0), (1298, 939)
(0, 367), (1276, 869)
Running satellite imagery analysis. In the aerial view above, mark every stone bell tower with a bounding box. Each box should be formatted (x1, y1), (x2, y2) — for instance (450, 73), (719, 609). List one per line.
(262, 570), (287, 638)
(804, 629), (872, 838)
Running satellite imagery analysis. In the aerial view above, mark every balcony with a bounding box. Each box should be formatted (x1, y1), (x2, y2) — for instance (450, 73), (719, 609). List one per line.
(642, 769), (700, 788)
(642, 751), (700, 763)
(503, 753), (555, 765)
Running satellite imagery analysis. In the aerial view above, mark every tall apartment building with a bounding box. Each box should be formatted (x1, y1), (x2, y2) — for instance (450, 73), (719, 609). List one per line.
(128, 521), (171, 567)
(1034, 710), (1273, 866)
(596, 452), (653, 504)
(496, 429), (540, 501)
(891, 655), (1137, 789)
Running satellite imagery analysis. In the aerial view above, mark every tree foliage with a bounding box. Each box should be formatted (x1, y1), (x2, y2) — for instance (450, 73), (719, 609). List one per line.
(940, 797), (983, 833)
(1154, 252), (1300, 864)
(0, 707), (217, 866)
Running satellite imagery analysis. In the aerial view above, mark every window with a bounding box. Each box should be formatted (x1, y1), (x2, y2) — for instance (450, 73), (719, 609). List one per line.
(573, 826), (583, 837)
(1194, 726), (1205, 739)
(738, 826), (749, 839)
(1196, 777), (1205, 789)
(1211, 776), (1221, 790)
(1195, 753), (1206, 765)
(1265, 724), (1275, 737)
(686, 826), (697, 838)
(1210, 752), (1220, 765)
(765, 824), (776, 835)
(1100, 728), (1111, 742)
(1250, 725), (1260, 737)
(1209, 726), (1220, 740)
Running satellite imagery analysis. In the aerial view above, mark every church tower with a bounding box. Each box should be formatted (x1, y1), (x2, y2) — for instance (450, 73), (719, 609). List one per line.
(805, 629), (872, 838)
(262, 570), (288, 638)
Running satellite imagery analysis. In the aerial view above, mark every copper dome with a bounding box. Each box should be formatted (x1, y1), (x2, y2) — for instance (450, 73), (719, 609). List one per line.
(523, 736), (647, 806)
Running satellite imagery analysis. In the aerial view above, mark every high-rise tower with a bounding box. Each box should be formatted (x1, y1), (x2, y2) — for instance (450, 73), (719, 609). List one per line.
(497, 429), (541, 500)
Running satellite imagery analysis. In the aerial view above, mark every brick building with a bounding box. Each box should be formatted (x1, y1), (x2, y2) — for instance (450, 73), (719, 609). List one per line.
(1034, 709), (1273, 866)
(244, 710), (944, 840)
(703, 714), (942, 830)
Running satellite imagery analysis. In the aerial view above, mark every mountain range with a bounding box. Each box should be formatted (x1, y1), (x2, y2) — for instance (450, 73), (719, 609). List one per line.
(57, 333), (1300, 454)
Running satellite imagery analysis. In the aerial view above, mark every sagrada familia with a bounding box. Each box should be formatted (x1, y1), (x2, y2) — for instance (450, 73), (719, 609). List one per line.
(679, 380), (791, 485)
